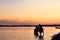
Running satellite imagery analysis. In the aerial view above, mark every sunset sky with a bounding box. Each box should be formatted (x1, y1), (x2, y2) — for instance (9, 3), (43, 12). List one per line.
(0, 0), (60, 25)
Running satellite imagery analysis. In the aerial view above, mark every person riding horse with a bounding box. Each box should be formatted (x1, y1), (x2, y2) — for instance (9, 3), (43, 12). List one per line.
(34, 24), (44, 37)
(38, 24), (44, 36)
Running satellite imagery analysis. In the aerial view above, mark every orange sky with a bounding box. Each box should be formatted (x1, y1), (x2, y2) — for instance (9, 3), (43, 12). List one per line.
(0, 0), (60, 24)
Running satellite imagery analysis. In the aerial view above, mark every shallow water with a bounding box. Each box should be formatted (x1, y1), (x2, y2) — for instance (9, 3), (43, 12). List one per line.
(0, 27), (60, 40)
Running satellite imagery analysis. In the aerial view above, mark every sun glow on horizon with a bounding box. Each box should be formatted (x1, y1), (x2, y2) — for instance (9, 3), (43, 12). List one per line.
(0, 0), (60, 24)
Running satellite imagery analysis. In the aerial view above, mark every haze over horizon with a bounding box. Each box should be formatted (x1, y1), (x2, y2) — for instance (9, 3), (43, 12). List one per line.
(0, 0), (60, 25)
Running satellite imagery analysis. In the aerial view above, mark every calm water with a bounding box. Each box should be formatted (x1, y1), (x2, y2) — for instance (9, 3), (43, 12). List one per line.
(0, 27), (60, 40)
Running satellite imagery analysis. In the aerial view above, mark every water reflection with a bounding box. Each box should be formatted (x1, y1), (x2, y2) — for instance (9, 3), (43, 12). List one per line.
(39, 35), (44, 40)
(34, 32), (44, 40)
(0, 27), (60, 40)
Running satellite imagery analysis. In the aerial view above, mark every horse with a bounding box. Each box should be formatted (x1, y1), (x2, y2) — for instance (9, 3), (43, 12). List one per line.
(38, 24), (44, 36)
(34, 24), (44, 37)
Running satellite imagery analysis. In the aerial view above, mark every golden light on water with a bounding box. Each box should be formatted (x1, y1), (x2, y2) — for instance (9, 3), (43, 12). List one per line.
(0, 27), (60, 40)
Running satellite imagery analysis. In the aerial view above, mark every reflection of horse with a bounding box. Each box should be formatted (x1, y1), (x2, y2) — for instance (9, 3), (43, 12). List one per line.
(34, 28), (44, 40)
(39, 35), (44, 40)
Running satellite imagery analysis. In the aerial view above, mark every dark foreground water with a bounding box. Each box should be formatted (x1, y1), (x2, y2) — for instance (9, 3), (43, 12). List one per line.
(0, 27), (60, 40)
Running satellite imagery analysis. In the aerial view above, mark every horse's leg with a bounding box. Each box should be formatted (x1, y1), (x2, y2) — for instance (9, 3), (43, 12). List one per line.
(43, 31), (44, 37)
(40, 32), (42, 36)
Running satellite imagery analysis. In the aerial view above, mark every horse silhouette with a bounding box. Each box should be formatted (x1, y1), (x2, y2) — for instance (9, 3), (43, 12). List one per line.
(34, 24), (44, 37)
(38, 24), (44, 36)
